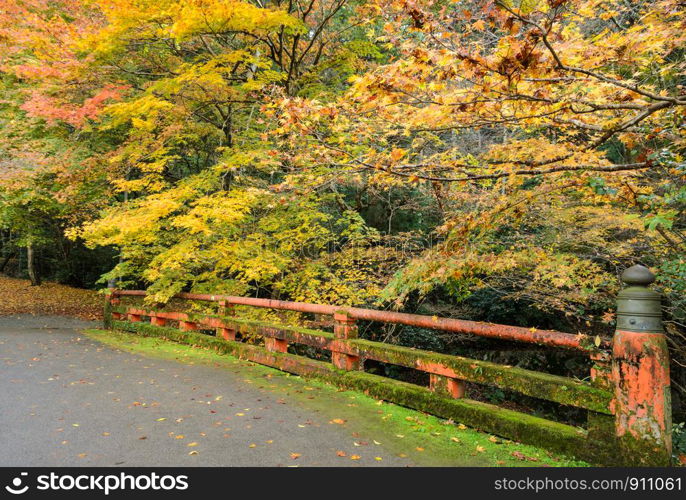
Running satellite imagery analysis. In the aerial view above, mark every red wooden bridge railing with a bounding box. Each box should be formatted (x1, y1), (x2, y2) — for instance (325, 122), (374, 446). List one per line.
(104, 265), (672, 466)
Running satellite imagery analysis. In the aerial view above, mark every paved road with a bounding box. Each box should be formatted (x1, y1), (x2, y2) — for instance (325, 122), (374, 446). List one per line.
(0, 315), (417, 467)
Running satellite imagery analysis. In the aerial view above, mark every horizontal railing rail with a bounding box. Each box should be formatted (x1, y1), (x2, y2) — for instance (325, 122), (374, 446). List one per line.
(112, 306), (613, 413)
(114, 290), (608, 351)
(105, 266), (672, 467)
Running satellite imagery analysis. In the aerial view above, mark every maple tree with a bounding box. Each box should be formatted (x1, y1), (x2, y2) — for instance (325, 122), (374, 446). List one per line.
(1, 0), (685, 421)
(270, 0), (686, 384)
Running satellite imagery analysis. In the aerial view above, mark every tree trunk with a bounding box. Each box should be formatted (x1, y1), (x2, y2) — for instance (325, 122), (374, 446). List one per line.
(27, 244), (41, 286)
(0, 248), (15, 273)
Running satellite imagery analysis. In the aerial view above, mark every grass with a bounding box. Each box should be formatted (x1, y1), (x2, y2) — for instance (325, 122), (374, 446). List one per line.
(84, 328), (590, 467)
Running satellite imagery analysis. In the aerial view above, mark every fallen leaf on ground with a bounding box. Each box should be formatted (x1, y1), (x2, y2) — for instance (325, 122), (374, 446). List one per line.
(511, 451), (539, 462)
(0, 276), (102, 320)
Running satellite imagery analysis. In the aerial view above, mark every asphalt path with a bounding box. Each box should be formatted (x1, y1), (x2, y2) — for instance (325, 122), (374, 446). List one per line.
(0, 315), (414, 467)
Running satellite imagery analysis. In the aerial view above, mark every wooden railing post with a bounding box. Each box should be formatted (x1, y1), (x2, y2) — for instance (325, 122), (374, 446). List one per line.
(150, 314), (166, 327)
(332, 311), (361, 370)
(217, 299), (237, 340)
(104, 288), (120, 328)
(612, 265), (672, 466)
(264, 336), (288, 353)
(127, 309), (141, 322)
(218, 299), (235, 317)
(179, 320), (198, 331)
(429, 374), (465, 399)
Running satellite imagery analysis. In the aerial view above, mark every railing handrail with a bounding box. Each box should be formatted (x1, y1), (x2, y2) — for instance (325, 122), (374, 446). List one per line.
(112, 289), (607, 351)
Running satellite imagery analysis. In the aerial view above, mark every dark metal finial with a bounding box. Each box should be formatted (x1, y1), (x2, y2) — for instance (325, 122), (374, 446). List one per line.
(621, 264), (655, 287)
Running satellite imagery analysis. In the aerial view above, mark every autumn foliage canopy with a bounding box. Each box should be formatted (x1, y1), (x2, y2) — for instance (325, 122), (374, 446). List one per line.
(1, 1), (685, 406)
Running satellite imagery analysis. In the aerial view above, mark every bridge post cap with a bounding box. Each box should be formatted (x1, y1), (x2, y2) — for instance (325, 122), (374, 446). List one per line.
(621, 265), (655, 287)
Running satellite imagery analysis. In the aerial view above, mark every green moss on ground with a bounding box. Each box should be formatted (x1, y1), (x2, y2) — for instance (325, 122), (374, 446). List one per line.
(84, 328), (589, 467)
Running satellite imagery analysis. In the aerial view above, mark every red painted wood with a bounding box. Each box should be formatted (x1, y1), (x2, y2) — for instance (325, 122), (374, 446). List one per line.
(115, 290), (598, 350)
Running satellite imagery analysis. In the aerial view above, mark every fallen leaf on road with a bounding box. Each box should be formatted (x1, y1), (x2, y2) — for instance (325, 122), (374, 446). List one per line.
(290, 453), (301, 459)
(187, 442), (198, 447)
(336, 451), (346, 457)
(329, 418), (346, 425)
(350, 455), (361, 460)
